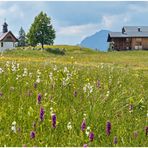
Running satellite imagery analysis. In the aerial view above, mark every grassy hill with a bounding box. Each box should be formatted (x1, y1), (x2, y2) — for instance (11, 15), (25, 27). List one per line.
(0, 46), (148, 146)
(1, 45), (148, 70)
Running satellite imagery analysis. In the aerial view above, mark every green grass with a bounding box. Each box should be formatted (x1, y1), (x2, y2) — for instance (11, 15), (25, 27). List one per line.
(0, 46), (148, 146)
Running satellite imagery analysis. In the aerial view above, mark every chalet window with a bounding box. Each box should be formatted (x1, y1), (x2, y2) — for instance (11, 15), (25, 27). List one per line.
(1, 42), (3, 47)
(126, 38), (129, 42)
(136, 38), (142, 42)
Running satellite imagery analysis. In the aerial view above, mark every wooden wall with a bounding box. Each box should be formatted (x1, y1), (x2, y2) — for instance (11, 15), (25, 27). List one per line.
(111, 37), (148, 50)
(131, 38), (148, 50)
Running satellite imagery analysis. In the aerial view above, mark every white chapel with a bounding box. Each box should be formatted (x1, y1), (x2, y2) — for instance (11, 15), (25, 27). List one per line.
(0, 21), (18, 52)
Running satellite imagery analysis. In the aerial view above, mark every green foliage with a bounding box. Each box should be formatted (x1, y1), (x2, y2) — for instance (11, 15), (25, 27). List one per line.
(18, 27), (26, 47)
(27, 11), (56, 48)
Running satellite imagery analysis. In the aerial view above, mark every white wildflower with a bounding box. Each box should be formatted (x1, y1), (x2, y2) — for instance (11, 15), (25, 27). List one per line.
(16, 63), (20, 69)
(11, 126), (16, 133)
(12, 121), (16, 126)
(6, 61), (10, 67)
(64, 67), (69, 73)
(67, 122), (72, 130)
(53, 65), (57, 71)
(83, 83), (93, 96)
(106, 91), (110, 97)
(36, 76), (40, 83)
(49, 72), (53, 80)
(85, 126), (91, 136)
(50, 107), (53, 115)
(100, 63), (104, 69)
(11, 121), (16, 133)
(0, 68), (3, 74)
(22, 68), (28, 77)
(16, 75), (21, 80)
(83, 113), (87, 119)
(37, 69), (41, 75)
(29, 72), (32, 78)
(62, 77), (69, 86)
(109, 76), (112, 84)
(11, 62), (17, 72)
(44, 93), (47, 97)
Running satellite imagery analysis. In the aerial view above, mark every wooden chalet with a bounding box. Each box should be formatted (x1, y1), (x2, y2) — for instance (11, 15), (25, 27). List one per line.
(107, 26), (148, 50)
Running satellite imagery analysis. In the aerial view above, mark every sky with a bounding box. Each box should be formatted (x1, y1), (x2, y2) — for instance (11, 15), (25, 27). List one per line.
(0, 1), (148, 45)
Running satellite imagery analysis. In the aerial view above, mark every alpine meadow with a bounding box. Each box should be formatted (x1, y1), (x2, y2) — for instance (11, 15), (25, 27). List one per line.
(0, 2), (148, 147)
(0, 46), (148, 146)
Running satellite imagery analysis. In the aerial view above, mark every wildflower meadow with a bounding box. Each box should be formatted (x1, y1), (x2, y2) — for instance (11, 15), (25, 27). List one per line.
(0, 46), (148, 146)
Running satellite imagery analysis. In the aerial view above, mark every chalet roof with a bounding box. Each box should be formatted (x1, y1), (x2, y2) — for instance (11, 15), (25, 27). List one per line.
(0, 31), (18, 42)
(123, 26), (148, 32)
(109, 31), (148, 38)
(107, 26), (148, 42)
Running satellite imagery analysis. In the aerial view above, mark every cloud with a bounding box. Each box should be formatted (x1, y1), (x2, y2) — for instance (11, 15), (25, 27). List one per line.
(99, 13), (131, 31)
(9, 4), (25, 19)
(55, 23), (99, 44)
(127, 2), (148, 13)
(57, 23), (98, 36)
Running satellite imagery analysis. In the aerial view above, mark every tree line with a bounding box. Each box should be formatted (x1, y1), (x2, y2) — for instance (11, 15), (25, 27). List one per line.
(18, 11), (56, 49)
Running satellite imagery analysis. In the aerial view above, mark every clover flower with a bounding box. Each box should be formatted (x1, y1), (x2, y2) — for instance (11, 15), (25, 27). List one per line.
(113, 136), (117, 145)
(30, 131), (35, 139)
(129, 104), (133, 112)
(106, 121), (111, 136)
(133, 131), (138, 138)
(145, 126), (148, 136)
(34, 82), (37, 89)
(74, 90), (77, 97)
(89, 132), (94, 142)
(37, 93), (42, 104)
(40, 107), (44, 121)
(81, 119), (86, 131)
(0, 92), (3, 96)
(97, 80), (100, 88)
(52, 113), (56, 128)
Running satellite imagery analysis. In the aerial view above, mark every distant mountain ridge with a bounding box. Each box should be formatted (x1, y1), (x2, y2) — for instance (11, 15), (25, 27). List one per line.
(80, 30), (111, 51)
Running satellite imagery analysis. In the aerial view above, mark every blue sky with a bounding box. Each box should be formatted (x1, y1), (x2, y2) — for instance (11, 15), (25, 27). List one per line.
(0, 1), (148, 45)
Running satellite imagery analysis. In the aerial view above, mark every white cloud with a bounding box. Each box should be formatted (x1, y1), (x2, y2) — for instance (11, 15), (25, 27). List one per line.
(55, 23), (99, 44)
(99, 13), (131, 31)
(9, 4), (25, 19)
(57, 23), (99, 36)
(128, 3), (148, 13)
